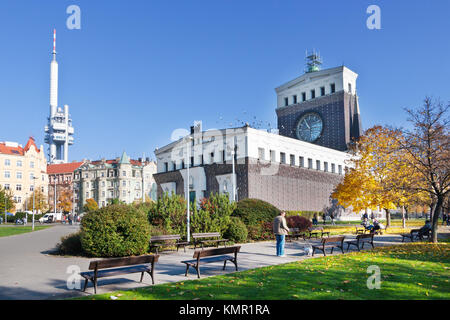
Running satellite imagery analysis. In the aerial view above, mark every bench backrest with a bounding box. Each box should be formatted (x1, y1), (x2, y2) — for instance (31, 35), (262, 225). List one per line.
(193, 246), (241, 259)
(88, 255), (159, 270)
(192, 232), (221, 239)
(356, 233), (374, 240)
(150, 234), (181, 242)
(322, 236), (345, 244)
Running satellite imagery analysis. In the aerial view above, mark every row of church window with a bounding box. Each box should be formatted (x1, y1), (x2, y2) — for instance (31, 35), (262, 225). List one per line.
(284, 83), (336, 107)
(259, 149), (344, 174)
(163, 150), (235, 172)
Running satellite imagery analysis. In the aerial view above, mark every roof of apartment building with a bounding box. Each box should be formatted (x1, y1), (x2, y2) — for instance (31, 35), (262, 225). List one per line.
(0, 137), (40, 156)
(47, 161), (84, 174)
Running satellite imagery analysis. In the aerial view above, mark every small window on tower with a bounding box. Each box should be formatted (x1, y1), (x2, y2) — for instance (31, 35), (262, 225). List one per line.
(293, 95), (297, 104)
(302, 92), (306, 101)
(348, 83), (352, 94)
(330, 83), (335, 93)
(284, 97), (289, 106)
(311, 90), (315, 99)
(320, 87), (325, 96)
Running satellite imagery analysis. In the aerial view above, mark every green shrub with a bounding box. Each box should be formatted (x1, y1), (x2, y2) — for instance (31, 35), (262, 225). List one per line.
(80, 204), (150, 257)
(224, 217), (248, 243)
(232, 198), (280, 227)
(148, 193), (187, 236)
(247, 221), (274, 241)
(191, 193), (236, 235)
(57, 231), (83, 256)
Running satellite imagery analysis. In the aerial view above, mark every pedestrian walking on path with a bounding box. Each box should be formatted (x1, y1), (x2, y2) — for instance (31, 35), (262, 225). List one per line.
(273, 211), (290, 257)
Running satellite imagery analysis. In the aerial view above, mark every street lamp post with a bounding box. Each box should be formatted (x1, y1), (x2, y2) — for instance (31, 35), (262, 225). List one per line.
(186, 136), (193, 243)
(4, 196), (6, 225)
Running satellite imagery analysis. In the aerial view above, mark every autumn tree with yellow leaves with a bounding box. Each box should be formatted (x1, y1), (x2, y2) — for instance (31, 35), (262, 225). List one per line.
(57, 189), (73, 213)
(332, 126), (426, 227)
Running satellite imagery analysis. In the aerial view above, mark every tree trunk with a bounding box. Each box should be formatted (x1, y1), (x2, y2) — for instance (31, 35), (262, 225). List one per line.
(431, 196), (443, 243)
(401, 206), (406, 229)
(385, 208), (391, 227)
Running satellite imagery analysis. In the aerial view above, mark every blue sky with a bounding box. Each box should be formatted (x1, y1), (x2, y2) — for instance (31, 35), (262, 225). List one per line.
(0, 0), (449, 162)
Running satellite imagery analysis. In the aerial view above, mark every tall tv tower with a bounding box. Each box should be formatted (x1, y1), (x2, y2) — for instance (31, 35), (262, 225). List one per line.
(44, 29), (74, 164)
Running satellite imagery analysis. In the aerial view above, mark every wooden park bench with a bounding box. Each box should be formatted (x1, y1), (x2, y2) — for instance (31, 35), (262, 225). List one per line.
(346, 233), (375, 252)
(401, 228), (431, 242)
(312, 236), (345, 256)
(192, 232), (229, 249)
(286, 228), (303, 242)
(79, 255), (159, 294)
(149, 234), (189, 254)
(355, 226), (368, 235)
(181, 246), (240, 279)
(307, 226), (330, 239)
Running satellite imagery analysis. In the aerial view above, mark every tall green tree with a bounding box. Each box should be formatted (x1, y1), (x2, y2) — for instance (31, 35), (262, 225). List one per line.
(0, 186), (15, 216)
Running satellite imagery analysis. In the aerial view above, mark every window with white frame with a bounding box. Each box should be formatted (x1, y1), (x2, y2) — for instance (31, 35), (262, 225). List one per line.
(258, 148), (265, 161)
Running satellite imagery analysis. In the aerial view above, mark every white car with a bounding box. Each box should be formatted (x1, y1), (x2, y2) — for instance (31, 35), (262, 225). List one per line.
(39, 214), (54, 224)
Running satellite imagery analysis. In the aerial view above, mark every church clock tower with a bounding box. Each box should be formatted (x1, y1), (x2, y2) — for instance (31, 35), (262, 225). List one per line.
(275, 52), (362, 151)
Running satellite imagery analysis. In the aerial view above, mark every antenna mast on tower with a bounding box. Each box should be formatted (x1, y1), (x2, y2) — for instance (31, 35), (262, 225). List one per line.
(305, 50), (322, 73)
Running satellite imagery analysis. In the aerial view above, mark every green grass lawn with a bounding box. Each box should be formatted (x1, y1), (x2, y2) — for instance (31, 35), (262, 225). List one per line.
(0, 225), (51, 237)
(79, 243), (449, 300)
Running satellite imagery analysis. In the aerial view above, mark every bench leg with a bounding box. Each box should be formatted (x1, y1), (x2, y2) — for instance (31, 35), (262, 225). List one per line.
(82, 278), (89, 292)
(234, 259), (238, 271)
(140, 272), (144, 283)
(223, 260), (227, 270)
(330, 247), (333, 255)
(93, 278), (98, 294)
(147, 270), (155, 285)
(361, 242), (365, 249)
(340, 245), (344, 254)
(346, 243), (351, 252)
(196, 265), (201, 279)
(312, 247), (316, 256)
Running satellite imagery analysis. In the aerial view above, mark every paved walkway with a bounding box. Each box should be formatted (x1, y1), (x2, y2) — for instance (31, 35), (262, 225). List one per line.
(0, 224), (434, 300)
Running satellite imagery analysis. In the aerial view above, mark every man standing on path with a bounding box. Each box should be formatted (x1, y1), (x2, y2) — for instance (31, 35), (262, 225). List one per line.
(273, 211), (290, 257)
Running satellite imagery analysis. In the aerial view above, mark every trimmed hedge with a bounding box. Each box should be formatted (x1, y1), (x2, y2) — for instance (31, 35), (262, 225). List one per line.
(232, 198), (280, 227)
(224, 217), (248, 243)
(80, 204), (150, 257)
(58, 231), (83, 256)
(285, 211), (322, 220)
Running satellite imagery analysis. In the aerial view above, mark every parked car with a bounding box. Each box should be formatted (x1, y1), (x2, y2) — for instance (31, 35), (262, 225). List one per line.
(39, 214), (54, 224)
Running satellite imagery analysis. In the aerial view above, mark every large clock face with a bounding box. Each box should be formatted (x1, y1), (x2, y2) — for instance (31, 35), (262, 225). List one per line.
(296, 112), (323, 142)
